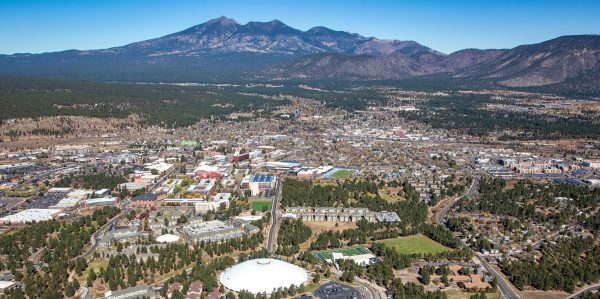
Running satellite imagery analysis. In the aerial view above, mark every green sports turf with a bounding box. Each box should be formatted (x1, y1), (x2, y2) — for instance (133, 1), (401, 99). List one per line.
(377, 235), (450, 255)
(250, 200), (272, 211)
(329, 169), (355, 178)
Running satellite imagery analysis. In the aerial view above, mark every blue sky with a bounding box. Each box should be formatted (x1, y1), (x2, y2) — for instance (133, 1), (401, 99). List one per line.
(1, 0), (599, 54)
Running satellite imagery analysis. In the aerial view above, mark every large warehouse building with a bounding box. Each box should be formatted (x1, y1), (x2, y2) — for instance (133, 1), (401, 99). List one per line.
(219, 258), (308, 294)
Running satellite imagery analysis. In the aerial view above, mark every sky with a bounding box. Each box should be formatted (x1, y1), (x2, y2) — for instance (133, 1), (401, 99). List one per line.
(1, 0), (599, 55)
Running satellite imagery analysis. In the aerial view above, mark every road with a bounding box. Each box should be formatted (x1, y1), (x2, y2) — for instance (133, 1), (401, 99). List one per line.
(266, 175), (282, 253)
(436, 175), (522, 299)
(568, 285), (600, 299)
(435, 176), (478, 225)
(83, 207), (124, 257)
(331, 269), (383, 299)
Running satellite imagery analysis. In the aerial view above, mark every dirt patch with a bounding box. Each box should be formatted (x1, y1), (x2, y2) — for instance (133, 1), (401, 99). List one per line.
(524, 290), (569, 299)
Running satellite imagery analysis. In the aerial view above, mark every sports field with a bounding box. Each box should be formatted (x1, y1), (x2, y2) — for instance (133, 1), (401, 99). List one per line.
(250, 200), (272, 211)
(313, 246), (370, 261)
(324, 168), (357, 179)
(377, 235), (450, 255)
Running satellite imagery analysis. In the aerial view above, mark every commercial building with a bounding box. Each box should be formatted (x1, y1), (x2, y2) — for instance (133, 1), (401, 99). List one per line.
(99, 227), (148, 247)
(104, 285), (156, 299)
(181, 220), (259, 243)
(130, 192), (166, 208)
(285, 207), (400, 223)
(582, 159), (600, 168)
(187, 178), (216, 194)
(82, 197), (118, 207)
(0, 209), (62, 224)
(194, 193), (232, 213)
(248, 175), (276, 196)
(331, 252), (376, 266)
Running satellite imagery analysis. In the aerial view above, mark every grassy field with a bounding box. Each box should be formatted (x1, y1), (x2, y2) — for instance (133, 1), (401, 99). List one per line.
(79, 259), (108, 282)
(313, 246), (370, 261)
(329, 169), (356, 178)
(445, 291), (499, 299)
(250, 200), (272, 211)
(378, 187), (404, 203)
(377, 235), (450, 255)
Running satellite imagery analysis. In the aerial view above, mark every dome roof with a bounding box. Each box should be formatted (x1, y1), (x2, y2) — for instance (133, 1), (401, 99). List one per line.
(219, 258), (308, 294)
(156, 234), (180, 243)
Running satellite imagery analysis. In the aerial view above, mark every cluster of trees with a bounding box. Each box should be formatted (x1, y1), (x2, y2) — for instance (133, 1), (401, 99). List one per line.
(160, 255), (235, 297)
(201, 233), (264, 257)
(337, 257), (448, 299)
(276, 219), (312, 256)
(54, 173), (127, 190)
(399, 93), (600, 140)
(282, 178), (428, 226)
(160, 249), (291, 299)
(0, 206), (120, 298)
(458, 177), (600, 228)
(419, 224), (462, 248)
(89, 243), (199, 291)
(0, 77), (287, 128)
(501, 236), (600, 293)
(418, 265), (452, 285)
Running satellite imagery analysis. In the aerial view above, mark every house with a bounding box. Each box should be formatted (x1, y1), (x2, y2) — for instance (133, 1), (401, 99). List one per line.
(167, 282), (183, 298)
(186, 281), (203, 299)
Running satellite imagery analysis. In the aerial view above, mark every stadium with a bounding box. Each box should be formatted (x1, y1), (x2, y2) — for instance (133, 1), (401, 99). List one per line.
(219, 258), (308, 294)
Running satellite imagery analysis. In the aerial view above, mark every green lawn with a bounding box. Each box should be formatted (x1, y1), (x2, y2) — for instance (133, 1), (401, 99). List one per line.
(377, 235), (450, 255)
(329, 169), (356, 178)
(378, 187), (405, 203)
(313, 246), (370, 261)
(250, 200), (272, 211)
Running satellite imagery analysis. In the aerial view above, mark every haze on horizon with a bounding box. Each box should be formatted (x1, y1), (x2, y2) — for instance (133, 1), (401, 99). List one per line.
(1, 0), (599, 55)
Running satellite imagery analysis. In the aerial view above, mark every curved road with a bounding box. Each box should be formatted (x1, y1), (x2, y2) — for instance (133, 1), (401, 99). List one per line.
(568, 285), (600, 299)
(436, 175), (522, 299)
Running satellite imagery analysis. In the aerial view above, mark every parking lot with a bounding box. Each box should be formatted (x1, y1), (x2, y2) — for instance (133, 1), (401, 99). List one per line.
(0, 197), (28, 215)
(313, 281), (362, 299)
(26, 192), (67, 209)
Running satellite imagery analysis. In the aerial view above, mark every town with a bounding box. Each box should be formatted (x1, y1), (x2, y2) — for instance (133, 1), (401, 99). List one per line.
(0, 90), (599, 299)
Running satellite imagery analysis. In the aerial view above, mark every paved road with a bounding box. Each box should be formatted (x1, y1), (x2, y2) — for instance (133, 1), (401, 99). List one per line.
(83, 209), (124, 257)
(568, 285), (600, 299)
(330, 270), (381, 299)
(436, 176), (478, 225)
(436, 175), (522, 299)
(266, 175), (282, 253)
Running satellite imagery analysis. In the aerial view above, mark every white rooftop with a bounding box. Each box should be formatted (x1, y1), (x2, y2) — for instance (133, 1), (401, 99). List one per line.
(0, 209), (61, 223)
(156, 234), (180, 243)
(219, 258), (307, 294)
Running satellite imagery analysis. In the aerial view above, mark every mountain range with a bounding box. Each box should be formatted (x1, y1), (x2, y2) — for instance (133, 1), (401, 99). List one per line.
(1, 16), (599, 91)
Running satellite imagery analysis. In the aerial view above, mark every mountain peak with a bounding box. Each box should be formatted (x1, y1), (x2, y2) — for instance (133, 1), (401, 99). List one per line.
(206, 16), (239, 25)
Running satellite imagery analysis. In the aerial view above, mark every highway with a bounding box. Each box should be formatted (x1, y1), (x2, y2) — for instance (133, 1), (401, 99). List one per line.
(436, 175), (522, 299)
(266, 175), (282, 253)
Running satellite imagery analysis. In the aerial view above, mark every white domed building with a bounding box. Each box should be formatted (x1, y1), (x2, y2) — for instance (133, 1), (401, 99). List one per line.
(156, 234), (180, 243)
(219, 258), (308, 294)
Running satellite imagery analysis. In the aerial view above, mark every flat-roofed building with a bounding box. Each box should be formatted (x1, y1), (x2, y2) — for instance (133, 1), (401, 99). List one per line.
(249, 175), (276, 196)
(0, 209), (62, 224)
